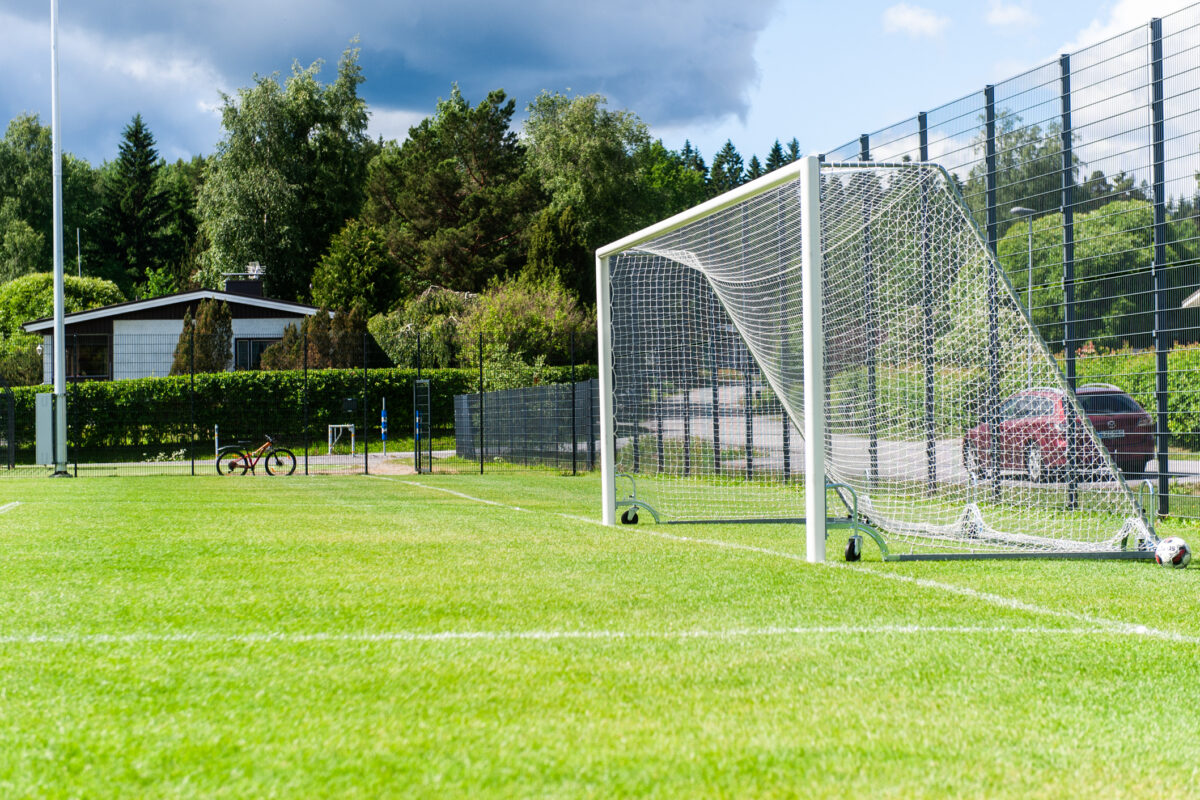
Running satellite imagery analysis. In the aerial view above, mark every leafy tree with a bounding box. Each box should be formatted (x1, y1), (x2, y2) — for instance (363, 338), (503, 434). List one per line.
(523, 91), (650, 249)
(709, 140), (745, 195)
(170, 298), (233, 374)
(0, 114), (100, 274)
(0, 272), (124, 337)
(197, 45), (374, 301)
(0, 199), (43, 282)
(368, 285), (475, 368)
(152, 155), (207, 294)
(525, 205), (589, 295)
(362, 85), (541, 298)
(0, 273), (124, 385)
(311, 220), (394, 315)
(636, 141), (708, 232)
(95, 114), (170, 290)
(964, 111), (1070, 224)
(995, 199), (1200, 348)
(765, 140), (787, 172)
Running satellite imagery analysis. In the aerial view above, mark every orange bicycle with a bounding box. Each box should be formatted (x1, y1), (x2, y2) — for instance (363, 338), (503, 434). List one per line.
(216, 434), (297, 476)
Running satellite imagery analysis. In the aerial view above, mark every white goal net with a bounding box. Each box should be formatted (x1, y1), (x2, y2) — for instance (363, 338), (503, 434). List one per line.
(597, 159), (1154, 558)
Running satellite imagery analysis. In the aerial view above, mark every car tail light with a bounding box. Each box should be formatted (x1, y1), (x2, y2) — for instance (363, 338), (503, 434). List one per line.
(1138, 416), (1154, 428)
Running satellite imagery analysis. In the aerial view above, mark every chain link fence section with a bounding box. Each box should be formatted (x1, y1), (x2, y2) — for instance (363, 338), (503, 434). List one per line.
(454, 379), (600, 474)
(825, 6), (1200, 519)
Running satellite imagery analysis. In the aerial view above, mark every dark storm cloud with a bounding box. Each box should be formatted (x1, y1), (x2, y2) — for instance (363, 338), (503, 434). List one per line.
(0, 1), (778, 163)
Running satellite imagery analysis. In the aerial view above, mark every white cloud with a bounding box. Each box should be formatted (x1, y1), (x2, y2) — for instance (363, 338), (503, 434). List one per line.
(986, 2), (1037, 28)
(1059, 0), (1197, 53)
(882, 3), (950, 38)
(366, 107), (427, 144)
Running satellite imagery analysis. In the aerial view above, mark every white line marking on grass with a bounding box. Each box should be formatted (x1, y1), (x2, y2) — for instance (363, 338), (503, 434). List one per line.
(371, 477), (1196, 645)
(0, 624), (1175, 647)
(0, 502), (20, 514)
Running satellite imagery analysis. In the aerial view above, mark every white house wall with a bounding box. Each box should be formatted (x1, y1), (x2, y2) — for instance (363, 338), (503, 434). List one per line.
(114, 319), (184, 380)
(232, 318), (300, 340)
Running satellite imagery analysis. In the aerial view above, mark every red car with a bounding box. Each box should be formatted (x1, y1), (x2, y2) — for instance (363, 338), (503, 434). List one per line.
(963, 383), (1155, 481)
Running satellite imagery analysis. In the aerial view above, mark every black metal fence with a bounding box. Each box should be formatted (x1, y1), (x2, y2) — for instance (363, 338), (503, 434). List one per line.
(453, 379), (600, 474)
(0, 332), (447, 477)
(825, 5), (1200, 518)
(0, 329), (595, 478)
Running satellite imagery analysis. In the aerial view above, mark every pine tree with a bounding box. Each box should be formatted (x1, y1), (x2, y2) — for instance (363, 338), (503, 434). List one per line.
(98, 114), (168, 289)
(765, 140), (787, 172)
(709, 140), (745, 195)
(680, 140), (708, 179)
(746, 155), (764, 180)
(785, 138), (801, 163)
(170, 298), (232, 374)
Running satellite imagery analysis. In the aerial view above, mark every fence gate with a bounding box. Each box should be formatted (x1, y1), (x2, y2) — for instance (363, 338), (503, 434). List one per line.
(413, 379), (432, 474)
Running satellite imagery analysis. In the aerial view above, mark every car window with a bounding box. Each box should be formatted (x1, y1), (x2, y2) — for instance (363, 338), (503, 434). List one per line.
(1028, 397), (1056, 417)
(1080, 393), (1142, 414)
(1000, 397), (1025, 420)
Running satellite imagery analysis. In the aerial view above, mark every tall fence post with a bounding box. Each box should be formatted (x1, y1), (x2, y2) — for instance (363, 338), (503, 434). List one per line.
(571, 331), (577, 475)
(985, 85), (1002, 502)
(190, 323), (195, 476)
(478, 333), (484, 475)
(1151, 17), (1170, 516)
(363, 333), (369, 475)
(1060, 53), (1079, 510)
(303, 328), (309, 476)
(919, 112), (936, 496)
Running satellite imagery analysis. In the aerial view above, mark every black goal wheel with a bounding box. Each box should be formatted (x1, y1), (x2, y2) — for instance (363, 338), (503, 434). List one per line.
(845, 535), (863, 562)
(620, 508), (639, 525)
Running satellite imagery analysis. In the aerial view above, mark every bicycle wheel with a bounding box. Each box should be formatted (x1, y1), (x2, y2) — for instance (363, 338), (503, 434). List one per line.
(217, 450), (249, 475)
(264, 448), (297, 476)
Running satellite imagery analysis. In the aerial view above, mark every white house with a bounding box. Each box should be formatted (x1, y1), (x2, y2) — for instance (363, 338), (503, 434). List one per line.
(21, 281), (322, 382)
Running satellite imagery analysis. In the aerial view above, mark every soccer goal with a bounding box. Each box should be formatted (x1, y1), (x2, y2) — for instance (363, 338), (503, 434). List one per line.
(596, 156), (1157, 562)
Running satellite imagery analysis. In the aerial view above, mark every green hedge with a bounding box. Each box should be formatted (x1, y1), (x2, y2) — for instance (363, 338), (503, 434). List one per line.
(10, 365), (598, 450)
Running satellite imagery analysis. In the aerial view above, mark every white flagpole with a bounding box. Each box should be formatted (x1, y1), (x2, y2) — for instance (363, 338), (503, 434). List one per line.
(50, 0), (69, 475)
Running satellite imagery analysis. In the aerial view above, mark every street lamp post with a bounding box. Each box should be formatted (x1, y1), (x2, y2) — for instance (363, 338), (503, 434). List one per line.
(1011, 206), (1036, 386)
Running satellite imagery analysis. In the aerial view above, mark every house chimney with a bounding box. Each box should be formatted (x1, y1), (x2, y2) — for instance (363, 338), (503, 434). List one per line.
(223, 262), (265, 297)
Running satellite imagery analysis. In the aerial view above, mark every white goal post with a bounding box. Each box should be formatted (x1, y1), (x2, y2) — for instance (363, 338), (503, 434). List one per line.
(596, 156), (1156, 562)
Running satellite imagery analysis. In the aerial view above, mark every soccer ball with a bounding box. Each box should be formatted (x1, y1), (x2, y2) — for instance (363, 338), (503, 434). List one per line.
(1154, 537), (1192, 569)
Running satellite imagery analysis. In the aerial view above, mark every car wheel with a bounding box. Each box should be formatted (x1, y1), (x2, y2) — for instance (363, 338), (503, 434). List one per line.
(1026, 443), (1045, 483)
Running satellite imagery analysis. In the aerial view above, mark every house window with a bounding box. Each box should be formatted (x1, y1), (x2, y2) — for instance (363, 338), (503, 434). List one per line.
(66, 334), (111, 380)
(235, 338), (280, 370)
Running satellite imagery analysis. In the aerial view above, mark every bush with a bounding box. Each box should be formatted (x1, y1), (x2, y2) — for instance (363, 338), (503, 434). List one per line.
(10, 364), (598, 451)
(457, 271), (595, 366)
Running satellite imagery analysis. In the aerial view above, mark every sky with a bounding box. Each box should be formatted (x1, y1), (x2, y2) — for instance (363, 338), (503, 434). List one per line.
(0, 0), (1197, 167)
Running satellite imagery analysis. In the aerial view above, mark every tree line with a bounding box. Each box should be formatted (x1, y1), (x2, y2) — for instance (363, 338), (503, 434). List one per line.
(0, 44), (805, 381)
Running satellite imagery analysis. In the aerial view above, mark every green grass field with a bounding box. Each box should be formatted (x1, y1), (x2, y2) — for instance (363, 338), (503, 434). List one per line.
(3, 473), (1200, 798)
